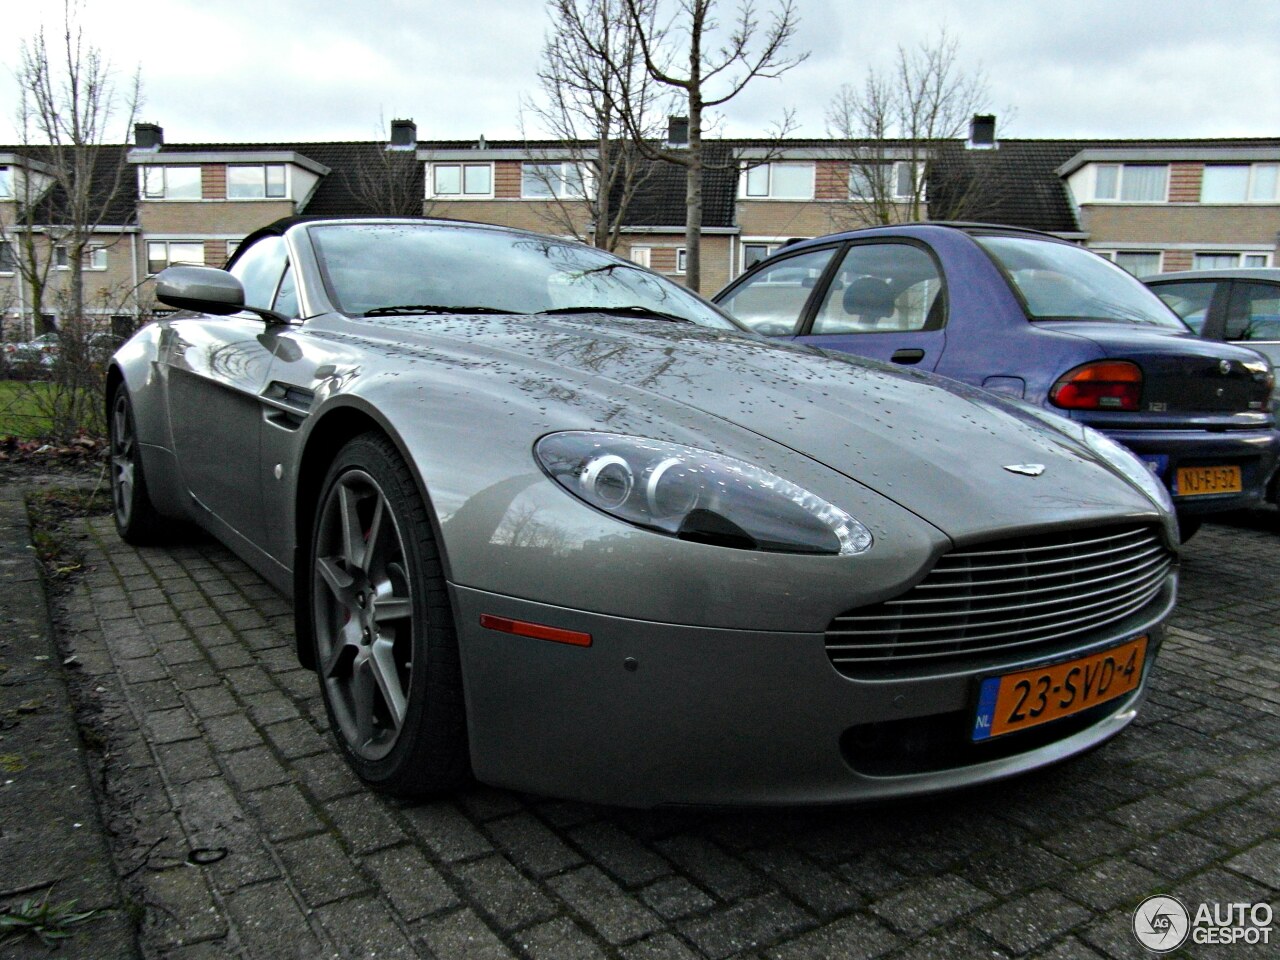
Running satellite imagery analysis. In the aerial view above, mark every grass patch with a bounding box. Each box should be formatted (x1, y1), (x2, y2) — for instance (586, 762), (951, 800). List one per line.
(25, 485), (113, 580)
(0, 381), (55, 438)
(0, 889), (98, 948)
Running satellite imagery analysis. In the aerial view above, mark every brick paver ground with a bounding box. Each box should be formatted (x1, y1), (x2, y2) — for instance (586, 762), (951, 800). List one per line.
(48, 509), (1280, 959)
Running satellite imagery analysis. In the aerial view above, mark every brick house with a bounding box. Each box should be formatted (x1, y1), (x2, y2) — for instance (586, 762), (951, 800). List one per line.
(1, 117), (1277, 336)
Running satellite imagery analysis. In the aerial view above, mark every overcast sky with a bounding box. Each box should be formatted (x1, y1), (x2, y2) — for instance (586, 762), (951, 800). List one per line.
(4, 0), (1279, 145)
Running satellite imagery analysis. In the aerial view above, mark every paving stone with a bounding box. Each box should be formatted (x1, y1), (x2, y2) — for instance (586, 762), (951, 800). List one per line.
(314, 895), (419, 960)
(224, 881), (322, 958)
(518, 917), (608, 960)
(202, 713), (264, 753)
(639, 876), (717, 920)
(142, 866), (228, 948)
(325, 792), (406, 854)
(1059, 858), (1165, 911)
(455, 854), (558, 931)
(363, 845), (460, 920)
(291, 750), (366, 803)
(569, 822), (672, 887)
(886, 925), (1009, 960)
(1127, 830), (1231, 881)
(183, 683), (241, 719)
(656, 834), (765, 902)
(680, 893), (813, 960)
(154, 738), (221, 783)
(764, 914), (900, 960)
(144, 705), (201, 744)
(261, 716), (329, 760)
(963, 843), (1073, 897)
(972, 889), (1093, 956)
(418, 907), (518, 959)
(244, 783), (324, 843)
(486, 811), (584, 878)
(870, 874), (994, 936)
(745, 846), (863, 918)
(548, 865), (664, 944)
(402, 800), (494, 862)
(223, 746), (292, 791)
(279, 833), (371, 907)
(1226, 837), (1280, 889)
(622, 932), (704, 960)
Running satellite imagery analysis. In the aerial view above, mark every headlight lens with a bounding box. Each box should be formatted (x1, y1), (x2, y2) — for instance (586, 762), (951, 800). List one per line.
(536, 432), (873, 556)
(1082, 427), (1175, 514)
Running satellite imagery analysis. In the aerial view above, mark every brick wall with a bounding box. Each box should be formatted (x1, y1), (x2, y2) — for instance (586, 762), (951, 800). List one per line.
(202, 165), (226, 200)
(137, 201), (294, 235)
(1168, 163), (1203, 203)
(204, 239), (228, 267)
(815, 161), (848, 201)
(1162, 251), (1194, 271)
(494, 161), (522, 199)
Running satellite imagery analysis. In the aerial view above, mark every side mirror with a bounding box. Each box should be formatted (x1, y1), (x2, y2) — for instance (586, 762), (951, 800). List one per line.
(155, 265), (291, 324)
(155, 266), (245, 315)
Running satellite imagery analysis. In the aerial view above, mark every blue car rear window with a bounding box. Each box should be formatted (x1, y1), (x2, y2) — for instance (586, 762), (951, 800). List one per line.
(976, 236), (1188, 330)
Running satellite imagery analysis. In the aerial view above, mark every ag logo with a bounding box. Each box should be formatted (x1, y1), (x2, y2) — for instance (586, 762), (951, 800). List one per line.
(1133, 895), (1190, 953)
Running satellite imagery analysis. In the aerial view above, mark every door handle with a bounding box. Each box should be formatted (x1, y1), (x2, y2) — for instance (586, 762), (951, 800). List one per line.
(891, 348), (925, 365)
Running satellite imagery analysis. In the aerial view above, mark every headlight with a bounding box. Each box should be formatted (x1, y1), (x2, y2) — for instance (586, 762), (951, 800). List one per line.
(536, 432), (873, 556)
(1082, 426), (1175, 514)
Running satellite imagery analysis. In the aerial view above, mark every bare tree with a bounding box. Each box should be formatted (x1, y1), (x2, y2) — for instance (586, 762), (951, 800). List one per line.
(339, 117), (428, 218)
(825, 29), (991, 227)
(620, 0), (807, 291)
(522, 0), (669, 251)
(9, 0), (142, 333)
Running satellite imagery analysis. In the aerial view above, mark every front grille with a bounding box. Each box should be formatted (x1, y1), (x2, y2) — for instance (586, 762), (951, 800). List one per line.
(826, 525), (1173, 677)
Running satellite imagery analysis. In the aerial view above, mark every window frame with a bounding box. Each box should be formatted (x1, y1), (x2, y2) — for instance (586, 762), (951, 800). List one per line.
(53, 244), (108, 271)
(803, 239), (948, 337)
(1096, 250), (1163, 279)
(1091, 163), (1169, 203)
(0, 240), (15, 274)
(848, 161), (925, 202)
(715, 243), (843, 336)
(427, 162), (494, 199)
(141, 165), (202, 201)
(739, 161), (816, 201)
(0, 166), (12, 199)
(520, 160), (591, 200)
(1200, 162), (1280, 203)
(226, 163), (288, 200)
(146, 240), (206, 276)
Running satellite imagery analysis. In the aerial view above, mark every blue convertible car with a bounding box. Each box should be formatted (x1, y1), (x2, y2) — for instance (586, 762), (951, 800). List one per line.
(715, 224), (1279, 538)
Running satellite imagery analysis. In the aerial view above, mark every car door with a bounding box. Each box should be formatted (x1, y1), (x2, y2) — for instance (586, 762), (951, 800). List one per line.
(792, 241), (947, 370)
(1222, 280), (1280, 366)
(164, 235), (290, 542)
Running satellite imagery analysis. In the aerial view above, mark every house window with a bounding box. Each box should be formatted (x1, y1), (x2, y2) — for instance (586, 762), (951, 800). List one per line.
(742, 162), (814, 200)
(0, 242), (15, 273)
(1093, 164), (1167, 202)
(141, 166), (202, 200)
(1201, 163), (1280, 202)
(521, 162), (589, 199)
(430, 163), (492, 198)
(742, 242), (781, 271)
(629, 246), (651, 268)
(849, 161), (923, 200)
(54, 245), (108, 270)
(1193, 252), (1272, 270)
(0, 166), (11, 198)
(676, 248), (687, 274)
(227, 164), (287, 199)
(1099, 251), (1162, 278)
(147, 240), (205, 276)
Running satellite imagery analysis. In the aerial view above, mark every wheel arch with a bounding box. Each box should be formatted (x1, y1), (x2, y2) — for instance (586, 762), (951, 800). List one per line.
(291, 400), (451, 669)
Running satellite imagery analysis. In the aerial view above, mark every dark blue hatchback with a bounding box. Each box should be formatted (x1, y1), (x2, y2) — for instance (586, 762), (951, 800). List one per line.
(713, 224), (1279, 536)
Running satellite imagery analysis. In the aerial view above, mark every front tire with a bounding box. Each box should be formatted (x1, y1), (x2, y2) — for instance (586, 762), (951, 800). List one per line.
(110, 386), (166, 544)
(309, 433), (469, 796)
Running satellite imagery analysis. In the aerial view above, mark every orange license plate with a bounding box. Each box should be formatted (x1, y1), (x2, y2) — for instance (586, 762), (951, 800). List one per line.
(972, 636), (1148, 741)
(1176, 465), (1242, 496)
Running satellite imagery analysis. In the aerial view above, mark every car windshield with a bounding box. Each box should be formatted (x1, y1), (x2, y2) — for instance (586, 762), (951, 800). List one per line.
(976, 235), (1189, 331)
(307, 222), (739, 330)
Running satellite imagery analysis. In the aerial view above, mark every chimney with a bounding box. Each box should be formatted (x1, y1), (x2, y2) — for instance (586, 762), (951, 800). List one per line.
(667, 116), (689, 147)
(968, 114), (996, 149)
(134, 122), (163, 150)
(389, 118), (416, 149)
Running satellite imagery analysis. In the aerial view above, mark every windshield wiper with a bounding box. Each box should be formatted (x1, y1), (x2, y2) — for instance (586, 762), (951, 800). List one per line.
(538, 305), (693, 324)
(363, 305), (520, 317)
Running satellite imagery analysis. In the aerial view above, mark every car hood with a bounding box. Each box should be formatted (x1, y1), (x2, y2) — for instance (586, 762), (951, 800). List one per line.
(359, 314), (1161, 542)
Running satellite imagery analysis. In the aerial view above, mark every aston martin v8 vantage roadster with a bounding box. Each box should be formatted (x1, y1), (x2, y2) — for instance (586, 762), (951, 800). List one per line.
(108, 217), (1179, 807)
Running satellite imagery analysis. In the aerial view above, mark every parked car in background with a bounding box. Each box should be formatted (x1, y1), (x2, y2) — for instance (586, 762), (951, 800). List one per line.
(714, 224), (1279, 538)
(3, 332), (60, 368)
(1144, 268), (1280, 367)
(106, 216), (1179, 807)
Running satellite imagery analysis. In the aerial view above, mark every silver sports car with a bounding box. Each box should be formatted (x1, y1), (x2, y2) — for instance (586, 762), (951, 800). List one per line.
(108, 217), (1179, 807)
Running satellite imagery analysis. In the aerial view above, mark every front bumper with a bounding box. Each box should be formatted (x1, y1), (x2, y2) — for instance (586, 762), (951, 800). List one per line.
(1101, 426), (1280, 515)
(450, 577), (1175, 808)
